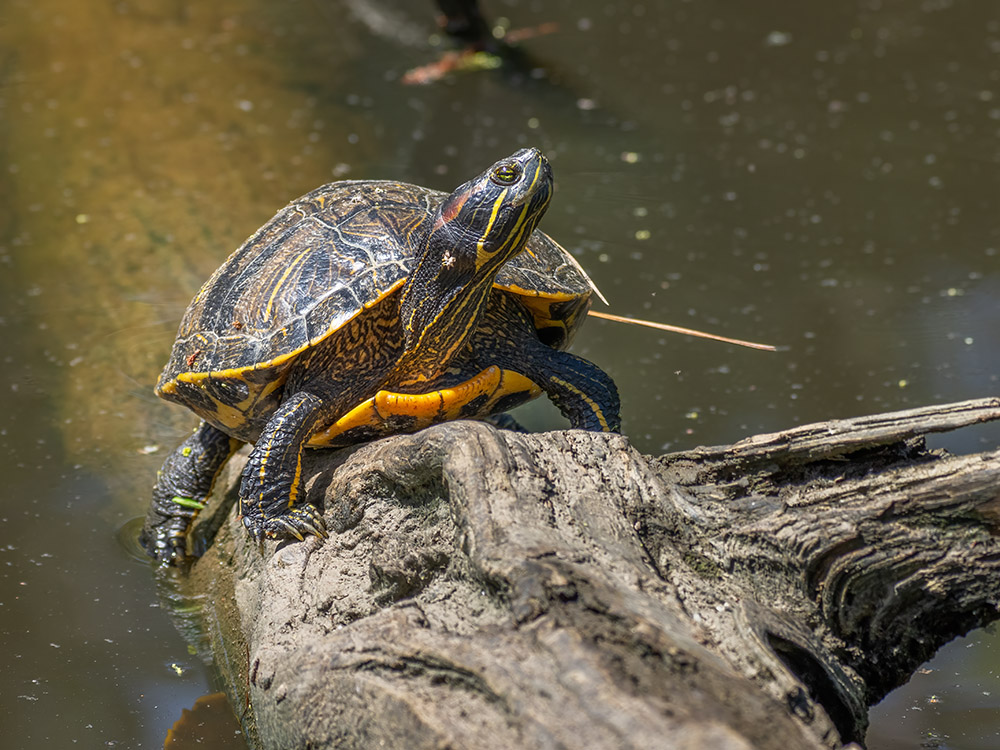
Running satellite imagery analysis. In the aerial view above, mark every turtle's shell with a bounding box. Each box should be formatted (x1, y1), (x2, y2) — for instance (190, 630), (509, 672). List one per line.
(156, 179), (595, 429)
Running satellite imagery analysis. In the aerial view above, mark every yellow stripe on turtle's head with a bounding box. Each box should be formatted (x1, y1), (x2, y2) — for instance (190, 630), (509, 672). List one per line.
(472, 150), (552, 273)
(396, 148), (555, 375)
(431, 148), (553, 277)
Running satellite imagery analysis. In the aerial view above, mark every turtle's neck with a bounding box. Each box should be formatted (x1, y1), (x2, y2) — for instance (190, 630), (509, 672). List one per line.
(392, 223), (497, 384)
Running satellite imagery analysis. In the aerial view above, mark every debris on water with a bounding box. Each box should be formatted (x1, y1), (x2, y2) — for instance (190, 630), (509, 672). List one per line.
(765, 31), (793, 47)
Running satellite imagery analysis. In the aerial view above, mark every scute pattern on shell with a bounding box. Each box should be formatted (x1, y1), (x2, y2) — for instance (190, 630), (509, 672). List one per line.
(160, 178), (594, 388)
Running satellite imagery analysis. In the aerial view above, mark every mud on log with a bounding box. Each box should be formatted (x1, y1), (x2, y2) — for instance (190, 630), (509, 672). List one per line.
(176, 398), (1000, 749)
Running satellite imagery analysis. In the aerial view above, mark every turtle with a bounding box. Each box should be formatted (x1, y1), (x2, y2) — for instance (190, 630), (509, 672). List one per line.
(140, 148), (620, 564)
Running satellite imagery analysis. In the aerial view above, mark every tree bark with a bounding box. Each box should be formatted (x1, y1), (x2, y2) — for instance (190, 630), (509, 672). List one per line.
(172, 397), (1000, 749)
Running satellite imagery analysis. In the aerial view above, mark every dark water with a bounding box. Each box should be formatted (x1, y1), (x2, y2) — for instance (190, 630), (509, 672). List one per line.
(1, 0), (997, 747)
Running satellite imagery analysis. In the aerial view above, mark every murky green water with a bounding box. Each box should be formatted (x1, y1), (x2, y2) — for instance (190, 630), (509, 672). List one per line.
(1, 0), (997, 747)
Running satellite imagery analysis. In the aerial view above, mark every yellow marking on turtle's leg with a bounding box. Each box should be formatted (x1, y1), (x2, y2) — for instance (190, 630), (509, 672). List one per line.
(309, 395), (378, 445)
(287, 453), (303, 509)
(257, 395), (313, 512)
(493, 369), (541, 402)
(548, 376), (611, 432)
(374, 367), (500, 420)
(309, 366), (505, 446)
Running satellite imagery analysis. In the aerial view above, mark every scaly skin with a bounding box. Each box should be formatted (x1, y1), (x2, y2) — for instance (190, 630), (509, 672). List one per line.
(237, 392), (330, 543)
(140, 422), (239, 565)
(469, 291), (621, 434)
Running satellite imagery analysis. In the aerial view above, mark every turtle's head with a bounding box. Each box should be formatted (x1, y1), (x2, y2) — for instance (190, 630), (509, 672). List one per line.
(432, 148), (553, 275)
(397, 148), (554, 374)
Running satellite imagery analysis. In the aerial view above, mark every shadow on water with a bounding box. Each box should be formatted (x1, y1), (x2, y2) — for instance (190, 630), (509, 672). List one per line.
(1, 0), (998, 747)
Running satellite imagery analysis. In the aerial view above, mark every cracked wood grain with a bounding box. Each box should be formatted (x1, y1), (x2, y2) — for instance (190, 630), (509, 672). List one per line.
(167, 399), (1000, 750)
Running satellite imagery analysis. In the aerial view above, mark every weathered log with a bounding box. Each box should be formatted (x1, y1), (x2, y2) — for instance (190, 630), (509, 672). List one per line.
(171, 397), (1000, 749)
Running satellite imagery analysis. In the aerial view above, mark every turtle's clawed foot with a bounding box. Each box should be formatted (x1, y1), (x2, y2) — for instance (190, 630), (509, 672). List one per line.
(140, 520), (191, 566)
(242, 504), (328, 545)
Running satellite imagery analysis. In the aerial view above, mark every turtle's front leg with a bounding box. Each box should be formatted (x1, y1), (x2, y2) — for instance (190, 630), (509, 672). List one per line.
(528, 347), (622, 433)
(476, 293), (622, 434)
(141, 422), (240, 565)
(240, 391), (329, 544)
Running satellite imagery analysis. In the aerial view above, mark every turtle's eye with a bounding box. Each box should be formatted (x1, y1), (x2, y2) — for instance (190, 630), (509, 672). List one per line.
(490, 162), (523, 186)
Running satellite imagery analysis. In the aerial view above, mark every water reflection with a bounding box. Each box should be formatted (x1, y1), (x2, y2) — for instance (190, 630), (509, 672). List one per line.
(1, 0), (997, 746)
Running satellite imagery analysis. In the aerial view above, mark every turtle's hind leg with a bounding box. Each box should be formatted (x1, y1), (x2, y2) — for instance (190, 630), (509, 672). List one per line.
(141, 422), (240, 565)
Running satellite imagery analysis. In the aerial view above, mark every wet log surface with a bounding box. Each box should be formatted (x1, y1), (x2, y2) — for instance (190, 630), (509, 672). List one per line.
(174, 398), (1000, 749)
